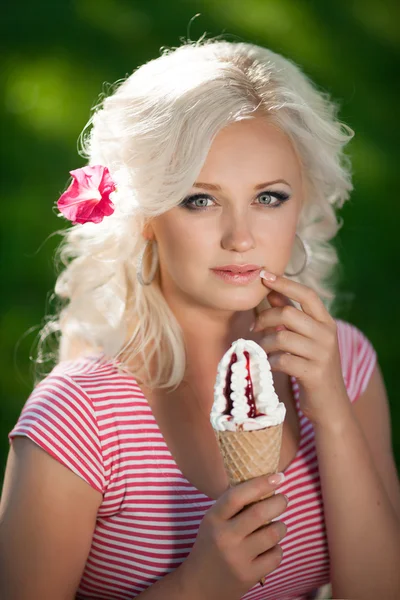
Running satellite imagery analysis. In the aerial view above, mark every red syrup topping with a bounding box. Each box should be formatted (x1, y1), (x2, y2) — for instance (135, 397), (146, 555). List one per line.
(222, 350), (264, 428)
(244, 351), (258, 418)
(223, 352), (237, 420)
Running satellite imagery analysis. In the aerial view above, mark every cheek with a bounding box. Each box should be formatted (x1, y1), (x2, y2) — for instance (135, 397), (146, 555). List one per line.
(259, 218), (296, 261)
(156, 218), (212, 275)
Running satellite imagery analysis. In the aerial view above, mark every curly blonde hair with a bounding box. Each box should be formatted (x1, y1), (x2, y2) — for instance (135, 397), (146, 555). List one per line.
(32, 38), (354, 390)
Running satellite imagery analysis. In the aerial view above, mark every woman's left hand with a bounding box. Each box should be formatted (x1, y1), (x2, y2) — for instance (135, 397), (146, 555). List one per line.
(253, 271), (350, 427)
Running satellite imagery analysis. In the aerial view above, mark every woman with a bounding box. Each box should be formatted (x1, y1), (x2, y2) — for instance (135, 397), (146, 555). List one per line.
(1, 39), (399, 600)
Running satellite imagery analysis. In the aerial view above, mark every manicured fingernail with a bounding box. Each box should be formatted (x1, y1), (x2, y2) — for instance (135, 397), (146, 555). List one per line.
(267, 472), (285, 486)
(260, 270), (276, 282)
(249, 322), (255, 332)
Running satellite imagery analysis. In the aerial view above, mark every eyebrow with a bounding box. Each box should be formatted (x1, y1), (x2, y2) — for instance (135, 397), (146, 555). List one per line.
(192, 179), (291, 191)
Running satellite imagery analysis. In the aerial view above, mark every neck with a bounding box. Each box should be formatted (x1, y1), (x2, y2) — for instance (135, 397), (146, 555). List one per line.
(180, 310), (256, 372)
(178, 306), (290, 411)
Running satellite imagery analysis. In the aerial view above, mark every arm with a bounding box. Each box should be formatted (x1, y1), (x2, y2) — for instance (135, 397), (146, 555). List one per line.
(0, 437), (102, 599)
(1, 440), (203, 600)
(314, 363), (400, 600)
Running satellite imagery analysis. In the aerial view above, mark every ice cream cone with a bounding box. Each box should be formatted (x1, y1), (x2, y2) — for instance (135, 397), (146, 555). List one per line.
(214, 422), (283, 586)
(214, 422), (283, 493)
(210, 339), (286, 587)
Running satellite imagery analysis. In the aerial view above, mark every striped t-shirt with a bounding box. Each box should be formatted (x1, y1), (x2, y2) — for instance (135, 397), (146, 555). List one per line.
(9, 318), (377, 600)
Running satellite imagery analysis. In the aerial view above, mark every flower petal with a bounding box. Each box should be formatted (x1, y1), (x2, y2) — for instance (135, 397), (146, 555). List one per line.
(57, 164), (116, 224)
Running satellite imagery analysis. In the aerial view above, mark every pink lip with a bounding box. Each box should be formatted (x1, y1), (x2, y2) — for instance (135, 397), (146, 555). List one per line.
(212, 264), (261, 273)
(211, 268), (261, 285)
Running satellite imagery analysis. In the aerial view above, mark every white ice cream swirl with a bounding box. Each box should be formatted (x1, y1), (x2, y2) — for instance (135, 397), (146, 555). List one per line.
(210, 338), (286, 432)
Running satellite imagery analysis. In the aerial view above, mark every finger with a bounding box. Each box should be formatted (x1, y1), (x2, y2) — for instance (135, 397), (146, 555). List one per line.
(213, 474), (285, 522)
(266, 293), (293, 331)
(260, 271), (330, 323)
(268, 351), (310, 379)
(253, 292), (294, 335)
(260, 330), (319, 359)
(251, 544), (284, 580)
(246, 520), (287, 561)
(267, 290), (295, 309)
(253, 292), (291, 335)
(230, 493), (288, 539)
(253, 305), (319, 339)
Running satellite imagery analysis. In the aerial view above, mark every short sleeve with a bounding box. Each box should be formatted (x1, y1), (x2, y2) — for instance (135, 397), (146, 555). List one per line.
(336, 319), (378, 404)
(8, 371), (105, 493)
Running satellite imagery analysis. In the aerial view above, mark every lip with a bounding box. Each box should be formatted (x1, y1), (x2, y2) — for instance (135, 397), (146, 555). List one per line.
(212, 264), (261, 273)
(211, 268), (261, 285)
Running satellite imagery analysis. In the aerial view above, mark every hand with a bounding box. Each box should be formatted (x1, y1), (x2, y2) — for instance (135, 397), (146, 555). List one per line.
(253, 271), (350, 427)
(180, 474), (288, 600)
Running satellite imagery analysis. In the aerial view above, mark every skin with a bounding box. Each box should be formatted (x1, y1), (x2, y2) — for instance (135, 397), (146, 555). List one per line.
(145, 116), (304, 392)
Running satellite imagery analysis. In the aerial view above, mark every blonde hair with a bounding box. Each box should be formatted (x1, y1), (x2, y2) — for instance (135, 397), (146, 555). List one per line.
(32, 38), (354, 390)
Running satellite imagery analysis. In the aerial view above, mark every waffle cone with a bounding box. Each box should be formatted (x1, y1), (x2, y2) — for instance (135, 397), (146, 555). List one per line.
(214, 422), (284, 587)
(214, 422), (283, 501)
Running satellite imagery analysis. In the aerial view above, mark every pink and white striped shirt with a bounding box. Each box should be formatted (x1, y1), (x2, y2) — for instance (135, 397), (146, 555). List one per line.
(9, 318), (377, 600)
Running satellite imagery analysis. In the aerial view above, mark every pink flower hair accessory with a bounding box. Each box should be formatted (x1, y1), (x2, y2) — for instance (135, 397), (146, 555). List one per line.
(57, 164), (117, 225)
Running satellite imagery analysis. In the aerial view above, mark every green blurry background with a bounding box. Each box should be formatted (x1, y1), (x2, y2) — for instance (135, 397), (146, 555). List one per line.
(1, 0), (399, 483)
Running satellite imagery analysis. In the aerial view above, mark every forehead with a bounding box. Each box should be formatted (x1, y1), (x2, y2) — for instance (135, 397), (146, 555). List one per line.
(198, 117), (303, 186)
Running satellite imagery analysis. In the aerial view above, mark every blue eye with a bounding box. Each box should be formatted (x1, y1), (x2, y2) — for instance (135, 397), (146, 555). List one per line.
(179, 191), (290, 211)
(182, 194), (213, 209)
(257, 191), (290, 207)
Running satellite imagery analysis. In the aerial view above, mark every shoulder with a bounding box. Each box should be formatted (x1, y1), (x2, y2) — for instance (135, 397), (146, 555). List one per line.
(42, 352), (144, 408)
(8, 353), (142, 494)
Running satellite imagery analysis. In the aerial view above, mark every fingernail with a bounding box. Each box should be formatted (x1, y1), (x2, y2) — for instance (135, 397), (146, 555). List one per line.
(249, 322), (255, 332)
(260, 270), (277, 282)
(276, 325), (286, 332)
(267, 472), (285, 486)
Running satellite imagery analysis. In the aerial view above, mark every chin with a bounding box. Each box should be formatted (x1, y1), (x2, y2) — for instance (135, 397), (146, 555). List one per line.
(211, 292), (265, 312)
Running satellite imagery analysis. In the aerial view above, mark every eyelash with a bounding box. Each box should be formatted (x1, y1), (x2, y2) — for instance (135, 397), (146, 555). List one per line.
(179, 191), (290, 211)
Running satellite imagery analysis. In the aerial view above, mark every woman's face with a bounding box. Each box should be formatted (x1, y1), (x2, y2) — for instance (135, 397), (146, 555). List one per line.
(146, 117), (304, 315)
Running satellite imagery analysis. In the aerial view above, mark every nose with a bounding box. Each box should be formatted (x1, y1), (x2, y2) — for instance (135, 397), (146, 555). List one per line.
(220, 212), (256, 253)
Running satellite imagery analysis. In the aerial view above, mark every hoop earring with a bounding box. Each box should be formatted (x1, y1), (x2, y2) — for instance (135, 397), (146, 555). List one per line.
(136, 239), (158, 286)
(284, 233), (312, 277)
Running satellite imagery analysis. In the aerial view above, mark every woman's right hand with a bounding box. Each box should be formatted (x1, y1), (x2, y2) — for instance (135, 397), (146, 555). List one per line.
(180, 473), (288, 600)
